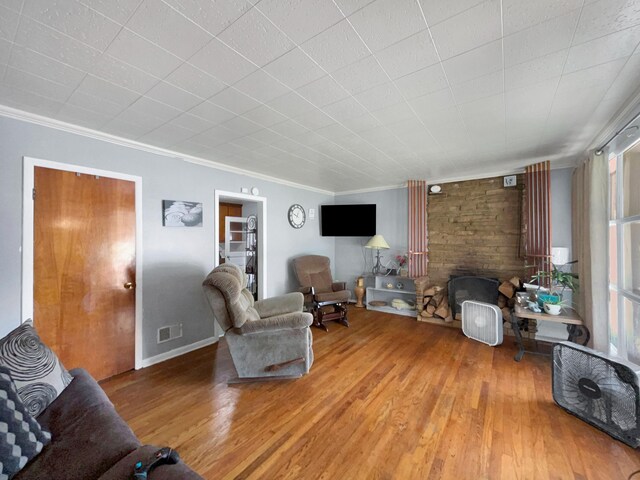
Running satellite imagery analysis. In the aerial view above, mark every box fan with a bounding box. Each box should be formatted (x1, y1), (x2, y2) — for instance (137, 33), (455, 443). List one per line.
(461, 300), (503, 346)
(553, 342), (640, 447)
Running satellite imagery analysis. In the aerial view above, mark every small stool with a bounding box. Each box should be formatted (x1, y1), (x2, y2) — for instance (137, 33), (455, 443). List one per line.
(313, 300), (349, 332)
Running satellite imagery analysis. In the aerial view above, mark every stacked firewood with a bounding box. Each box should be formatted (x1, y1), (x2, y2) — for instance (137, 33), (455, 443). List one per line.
(498, 276), (537, 337)
(415, 277), (453, 323)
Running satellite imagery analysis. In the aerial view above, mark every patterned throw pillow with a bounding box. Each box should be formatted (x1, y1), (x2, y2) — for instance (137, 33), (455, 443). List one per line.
(0, 320), (72, 417)
(0, 366), (51, 479)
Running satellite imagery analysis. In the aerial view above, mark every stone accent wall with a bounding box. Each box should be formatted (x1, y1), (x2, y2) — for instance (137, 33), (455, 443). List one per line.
(427, 175), (526, 286)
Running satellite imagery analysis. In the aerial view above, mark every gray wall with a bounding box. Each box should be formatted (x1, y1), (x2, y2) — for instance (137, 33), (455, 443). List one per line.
(551, 167), (574, 261)
(333, 188), (408, 294)
(0, 116), (334, 360)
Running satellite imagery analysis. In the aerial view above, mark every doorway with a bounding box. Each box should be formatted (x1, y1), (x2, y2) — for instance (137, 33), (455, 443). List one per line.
(22, 157), (143, 378)
(214, 190), (267, 301)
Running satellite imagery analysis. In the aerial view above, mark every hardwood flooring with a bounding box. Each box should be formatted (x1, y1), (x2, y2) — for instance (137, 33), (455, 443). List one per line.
(101, 307), (640, 479)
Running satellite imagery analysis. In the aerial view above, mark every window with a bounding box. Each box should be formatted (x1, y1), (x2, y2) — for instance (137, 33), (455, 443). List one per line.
(608, 142), (640, 363)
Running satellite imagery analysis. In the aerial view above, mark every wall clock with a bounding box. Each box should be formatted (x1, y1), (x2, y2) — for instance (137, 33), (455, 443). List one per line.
(288, 204), (306, 229)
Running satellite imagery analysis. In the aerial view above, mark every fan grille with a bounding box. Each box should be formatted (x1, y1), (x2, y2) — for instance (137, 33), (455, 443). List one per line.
(553, 343), (640, 447)
(461, 301), (503, 346)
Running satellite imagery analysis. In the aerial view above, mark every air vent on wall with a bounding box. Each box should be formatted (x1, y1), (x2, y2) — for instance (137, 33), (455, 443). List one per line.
(157, 323), (183, 344)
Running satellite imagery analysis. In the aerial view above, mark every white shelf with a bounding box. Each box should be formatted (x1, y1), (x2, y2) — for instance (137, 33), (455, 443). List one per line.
(369, 287), (413, 295)
(366, 303), (416, 317)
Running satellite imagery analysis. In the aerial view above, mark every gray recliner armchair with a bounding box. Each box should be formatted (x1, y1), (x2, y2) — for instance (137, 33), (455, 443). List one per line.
(202, 263), (314, 379)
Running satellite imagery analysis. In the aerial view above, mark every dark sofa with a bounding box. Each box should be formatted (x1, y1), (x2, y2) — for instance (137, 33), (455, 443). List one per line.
(15, 369), (202, 480)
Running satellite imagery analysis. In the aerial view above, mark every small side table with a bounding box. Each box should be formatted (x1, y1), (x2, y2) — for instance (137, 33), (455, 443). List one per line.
(511, 305), (590, 362)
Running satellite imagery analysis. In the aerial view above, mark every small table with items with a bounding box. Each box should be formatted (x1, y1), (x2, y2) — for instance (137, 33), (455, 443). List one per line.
(511, 305), (590, 362)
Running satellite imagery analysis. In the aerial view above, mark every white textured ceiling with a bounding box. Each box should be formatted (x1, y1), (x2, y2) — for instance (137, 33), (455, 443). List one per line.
(1, 0), (640, 192)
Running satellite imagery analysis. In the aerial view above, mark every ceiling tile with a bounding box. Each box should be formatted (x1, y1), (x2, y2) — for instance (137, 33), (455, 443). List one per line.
(409, 87), (456, 114)
(430, 0), (501, 60)
(263, 48), (325, 89)
(91, 53), (159, 94)
(138, 122), (196, 148)
(332, 0), (375, 17)
(323, 96), (369, 123)
(232, 69), (289, 103)
(374, 29), (439, 79)
(395, 63), (448, 99)
(502, 0), (582, 36)
(267, 91), (315, 117)
(458, 93), (505, 121)
(191, 124), (243, 147)
(106, 28), (183, 79)
(292, 109), (335, 130)
(210, 87), (261, 114)
(8, 45), (85, 88)
(56, 102), (111, 129)
(170, 112), (216, 132)
(3, 66), (75, 102)
(22, 0), (121, 50)
(564, 25), (640, 73)
(14, 16), (100, 71)
(127, 96), (182, 122)
(78, 0), (143, 24)
(348, 0), (425, 52)
(340, 112), (382, 131)
(221, 115), (263, 136)
(189, 38), (257, 85)
(113, 107), (166, 134)
(451, 70), (503, 104)
(295, 75), (350, 107)
(165, 63), (226, 99)
(268, 119), (309, 138)
(0, 83), (64, 116)
(76, 74), (140, 106)
(257, 0), (343, 44)
(126, 0), (211, 60)
(66, 89), (125, 117)
(300, 19), (369, 73)
(145, 81), (202, 111)
(504, 49), (567, 90)
(162, 0), (252, 36)
(420, 0), (484, 26)
(242, 104), (288, 127)
(559, 58), (626, 92)
(353, 82), (404, 111)
(503, 10), (580, 67)
(0, 38), (10, 65)
(369, 102), (415, 124)
(442, 39), (502, 84)
(0, 0), (24, 13)
(217, 8), (295, 67)
(0, 4), (18, 41)
(332, 55), (388, 95)
(100, 116), (155, 138)
(574, 0), (640, 44)
(188, 100), (236, 124)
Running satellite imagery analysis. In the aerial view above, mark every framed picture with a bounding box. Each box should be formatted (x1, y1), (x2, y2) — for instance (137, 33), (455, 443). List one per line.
(162, 200), (203, 227)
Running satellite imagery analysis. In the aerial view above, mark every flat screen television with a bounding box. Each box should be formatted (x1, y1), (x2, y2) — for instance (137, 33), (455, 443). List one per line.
(321, 204), (376, 237)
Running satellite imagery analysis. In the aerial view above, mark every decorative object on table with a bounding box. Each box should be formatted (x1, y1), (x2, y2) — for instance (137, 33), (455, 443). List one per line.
(354, 276), (365, 308)
(365, 234), (390, 275)
(529, 261), (579, 298)
(395, 254), (408, 276)
(288, 204), (306, 229)
(527, 301), (542, 313)
(396, 281), (404, 290)
(552, 341), (640, 448)
(385, 282), (394, 289)
(391, 298), (415, 310)
(461, 301), (503, 346)
(368, 300), (387, 307)
(162, 200), (202, 227)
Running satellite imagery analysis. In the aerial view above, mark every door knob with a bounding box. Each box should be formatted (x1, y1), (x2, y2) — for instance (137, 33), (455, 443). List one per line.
(124, 282), (135, 290)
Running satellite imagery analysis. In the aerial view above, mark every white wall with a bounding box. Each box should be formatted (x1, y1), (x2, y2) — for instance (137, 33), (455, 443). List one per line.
(0, 116), (334, 361)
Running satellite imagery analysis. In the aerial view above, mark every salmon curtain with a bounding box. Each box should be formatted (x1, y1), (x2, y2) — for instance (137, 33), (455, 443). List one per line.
(408, 180), (428, 278)
(524, 161), (552, 287)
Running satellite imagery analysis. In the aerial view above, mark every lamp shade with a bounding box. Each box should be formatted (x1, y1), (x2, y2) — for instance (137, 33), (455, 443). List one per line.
(551, 247), (569, 265)
(365, 234), (390, 250)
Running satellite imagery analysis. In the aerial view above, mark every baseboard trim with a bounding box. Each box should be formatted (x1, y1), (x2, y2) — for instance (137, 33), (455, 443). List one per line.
(140, 336), (218, 368)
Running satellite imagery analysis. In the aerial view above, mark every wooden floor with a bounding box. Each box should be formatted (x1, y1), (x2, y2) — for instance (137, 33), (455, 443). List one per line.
(101, 307), (640, 479)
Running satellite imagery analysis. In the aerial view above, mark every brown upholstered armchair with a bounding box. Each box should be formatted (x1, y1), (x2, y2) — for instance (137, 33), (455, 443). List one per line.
(292, 255), (350, 331)
(203, 263), (314, 379)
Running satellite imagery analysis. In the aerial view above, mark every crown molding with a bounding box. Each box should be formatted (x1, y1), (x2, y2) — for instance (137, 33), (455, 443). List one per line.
(589, 84), (640, 152)
(0, 105), (335, 197)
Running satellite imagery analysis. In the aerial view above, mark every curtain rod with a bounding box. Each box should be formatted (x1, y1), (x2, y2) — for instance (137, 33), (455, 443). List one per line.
(595, 109), (640, 155)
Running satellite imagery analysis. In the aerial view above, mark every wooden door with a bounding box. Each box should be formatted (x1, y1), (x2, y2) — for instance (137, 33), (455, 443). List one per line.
(33, 167), (136, 381)
(219, 202), (242, 242)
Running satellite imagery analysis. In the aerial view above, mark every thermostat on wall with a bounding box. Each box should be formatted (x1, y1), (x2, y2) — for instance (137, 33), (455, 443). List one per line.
(309, 208), (315, 220)
(503, 175), (517, 187)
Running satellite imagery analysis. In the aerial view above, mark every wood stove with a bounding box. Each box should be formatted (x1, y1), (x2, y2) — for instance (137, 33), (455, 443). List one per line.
(448, 275), (500, 318)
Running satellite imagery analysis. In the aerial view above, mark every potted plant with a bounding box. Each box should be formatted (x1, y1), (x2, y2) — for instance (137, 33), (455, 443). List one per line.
(529, 261), (579, 301)
(396, 254), (408, 277)
(541, 295), (570, 315)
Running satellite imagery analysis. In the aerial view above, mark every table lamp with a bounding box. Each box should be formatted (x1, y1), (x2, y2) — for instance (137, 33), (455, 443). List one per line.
(365, 234), (390, 275)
